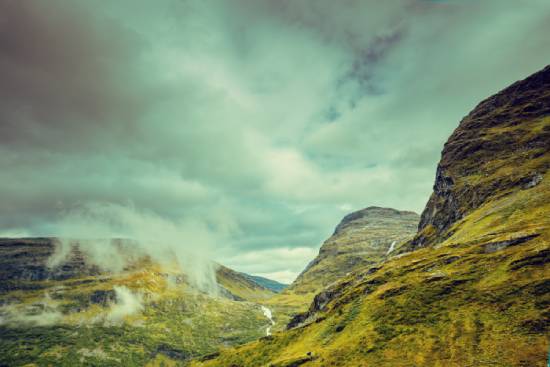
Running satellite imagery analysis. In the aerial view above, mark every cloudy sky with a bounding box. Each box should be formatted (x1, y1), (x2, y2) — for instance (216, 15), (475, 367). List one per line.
(1, 0), (549, 283)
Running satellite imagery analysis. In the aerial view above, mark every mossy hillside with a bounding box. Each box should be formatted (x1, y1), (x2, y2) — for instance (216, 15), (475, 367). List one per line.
(258, 208), (420, 333)
(289, 207), (419, 297)
(216, 264), (275, 302)
(416, 116), (549, 247)
(0, 257), (274, 366)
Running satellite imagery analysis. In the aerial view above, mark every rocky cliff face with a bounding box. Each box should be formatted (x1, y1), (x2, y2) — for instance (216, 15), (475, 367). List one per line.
(412, 65), (550, 248)
(288, 207), (419, 295)
(0, 238), (101, 285)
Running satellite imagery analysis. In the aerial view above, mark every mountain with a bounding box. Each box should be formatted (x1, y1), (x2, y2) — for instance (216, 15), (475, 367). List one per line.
(289, 207), (419, 296)
(216, 265), (275, 301)
(191, 66), (550, 367)
(0, 238), (276, 366)
(240, 274), (288, 293)
(261, 207), (419, 331)
(411, 64), (550, 249)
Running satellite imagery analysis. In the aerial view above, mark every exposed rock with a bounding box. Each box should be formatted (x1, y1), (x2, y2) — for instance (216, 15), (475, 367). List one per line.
(523, 172), (543, 189)
(412, 65), (550, 248)
(378, 285), (409, 299)
(199, 352), (221, 361)
(268, 353), (316, 367)
(153, 344), (190, 360)
(509, 249), (550, 270)
(483, 234), (540, 253)
(0, 238), (102, 283)
(89, 289), (116, 305)
(287, 280), (350, 329)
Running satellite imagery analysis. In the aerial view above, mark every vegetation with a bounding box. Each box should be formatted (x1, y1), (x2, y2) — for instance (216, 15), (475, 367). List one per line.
(0, 260), (274, 366)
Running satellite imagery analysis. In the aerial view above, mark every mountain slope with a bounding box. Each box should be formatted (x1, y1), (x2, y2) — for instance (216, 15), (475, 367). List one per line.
(262, 207), (419, 331)
(0, 238), (275, 366)
(412, 64), (550, 249)
(216, 265), (275, 301)
(191, 66), (550, 367)
(289, 207), (419, 296)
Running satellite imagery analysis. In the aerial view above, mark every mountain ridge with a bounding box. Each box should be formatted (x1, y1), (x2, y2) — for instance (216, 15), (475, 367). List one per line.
(412, 64), (550, 249)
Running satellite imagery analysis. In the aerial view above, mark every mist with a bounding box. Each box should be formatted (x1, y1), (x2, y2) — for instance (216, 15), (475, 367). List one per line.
(107, 286), (144, 324)
(48, 202), (227, 294)
(0, 293), (63, 327)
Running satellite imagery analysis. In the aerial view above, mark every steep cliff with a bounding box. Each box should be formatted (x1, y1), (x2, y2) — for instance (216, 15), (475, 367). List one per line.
(412, 65), (550, 248)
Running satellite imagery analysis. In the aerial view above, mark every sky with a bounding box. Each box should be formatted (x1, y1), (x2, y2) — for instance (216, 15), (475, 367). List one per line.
(1, 0), (550, 283)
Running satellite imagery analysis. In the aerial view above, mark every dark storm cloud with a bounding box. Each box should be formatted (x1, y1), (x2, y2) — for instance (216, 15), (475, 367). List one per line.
(1, 0), (550, 282)
(0, 0), (150, 151)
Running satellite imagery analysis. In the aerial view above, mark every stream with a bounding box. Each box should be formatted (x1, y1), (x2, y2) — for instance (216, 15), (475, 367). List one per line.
(386, 240), (396, 255)
(260, 305), (275, 336)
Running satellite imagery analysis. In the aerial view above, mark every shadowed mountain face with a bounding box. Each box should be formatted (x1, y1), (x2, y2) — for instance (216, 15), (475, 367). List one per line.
(288, 207), (419, 296)
(192, 66), (550, 367)
(412, 65), (550, 248)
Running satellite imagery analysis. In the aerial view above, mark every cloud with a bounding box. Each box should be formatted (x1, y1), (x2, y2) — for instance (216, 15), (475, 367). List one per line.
(0, 293), (63, 326)
(107, 286), (144, 324)
(1, 0), (549, 282)
(48, 202), (226, 293)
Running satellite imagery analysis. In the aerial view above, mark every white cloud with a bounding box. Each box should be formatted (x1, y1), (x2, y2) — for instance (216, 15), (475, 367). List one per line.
(107, 286), (144, 323)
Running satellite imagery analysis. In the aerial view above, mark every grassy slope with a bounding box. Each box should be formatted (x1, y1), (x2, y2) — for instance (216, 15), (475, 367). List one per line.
(0, 246), (275, 366)
(216, 265), (275, 302)
(191, 72), (550, 366)
(263, 208), (419, 331)
(289, 208), (419, 296)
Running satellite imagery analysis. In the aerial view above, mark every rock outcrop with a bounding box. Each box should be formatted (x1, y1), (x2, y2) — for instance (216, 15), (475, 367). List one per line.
(0, 238), (101, 286)
(412, 65), (550, 248)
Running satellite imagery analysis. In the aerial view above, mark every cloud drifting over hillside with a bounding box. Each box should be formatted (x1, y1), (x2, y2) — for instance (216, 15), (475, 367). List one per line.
(1, 0), (550, 282)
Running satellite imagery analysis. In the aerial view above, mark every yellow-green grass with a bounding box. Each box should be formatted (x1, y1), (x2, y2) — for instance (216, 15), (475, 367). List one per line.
(191, 173), (550, 367)
(0, 262), (274, 366)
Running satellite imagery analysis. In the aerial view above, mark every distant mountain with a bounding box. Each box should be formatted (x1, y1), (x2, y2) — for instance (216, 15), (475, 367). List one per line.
(216, 264), (275, 301)
(288, 206), (419, 296)
(240, 273), (288, 293)
(192, 66), (550, 367)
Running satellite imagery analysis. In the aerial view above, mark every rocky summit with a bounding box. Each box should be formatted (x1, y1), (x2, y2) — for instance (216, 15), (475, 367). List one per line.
(289, 207), (419, 296)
